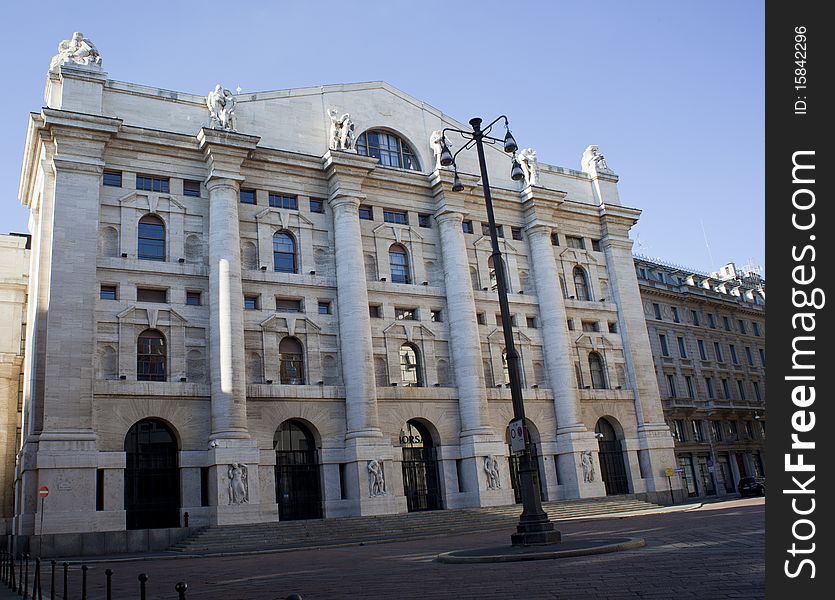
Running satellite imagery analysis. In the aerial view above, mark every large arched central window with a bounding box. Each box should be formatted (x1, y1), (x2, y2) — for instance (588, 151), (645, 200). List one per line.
(399, 343), (422, 387)
(137, 329), (166, 381)
(573, 266), (590, 301)
(138, 215), (165, 261)
(356, 130), (420, 171)
(279, 337), (305, 385)
(273, 231), (297, 273)
(389, 244), (411, 284)
(589, 352), (607, 389)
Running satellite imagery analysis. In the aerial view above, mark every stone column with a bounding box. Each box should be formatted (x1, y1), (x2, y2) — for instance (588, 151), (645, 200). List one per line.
(523, 192), (605, 499)
(601, 205), (679, 501)
(323, 151), (403, 517)
(431, 171), (512, 508)
(198, 128), (275, 525)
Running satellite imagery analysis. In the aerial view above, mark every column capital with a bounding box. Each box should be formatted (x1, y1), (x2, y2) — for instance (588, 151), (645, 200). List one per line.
(434, 208), (465, 226)
(328, 192), (364, 210)
(524, 222), (553, 238)
(322, 149), (378, 198)
(197, 127), (260, 181)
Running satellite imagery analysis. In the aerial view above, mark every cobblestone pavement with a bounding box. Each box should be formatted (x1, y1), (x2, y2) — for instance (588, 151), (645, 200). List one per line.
(3, 498), (764, 600)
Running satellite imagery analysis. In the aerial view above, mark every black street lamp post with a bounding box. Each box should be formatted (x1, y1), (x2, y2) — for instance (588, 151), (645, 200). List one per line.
(441, 116), (561, 546)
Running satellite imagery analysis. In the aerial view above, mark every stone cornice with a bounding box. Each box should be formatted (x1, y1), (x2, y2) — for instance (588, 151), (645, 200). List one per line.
(322, 149), (378, 199)
(198, 127), (261, 181)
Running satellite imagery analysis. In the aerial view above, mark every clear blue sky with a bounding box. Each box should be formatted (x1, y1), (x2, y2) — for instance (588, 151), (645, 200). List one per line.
(1, 0), (764, 275)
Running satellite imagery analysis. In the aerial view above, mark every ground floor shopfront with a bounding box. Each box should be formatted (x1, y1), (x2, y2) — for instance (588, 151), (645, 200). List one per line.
(675, 447), (765, 498)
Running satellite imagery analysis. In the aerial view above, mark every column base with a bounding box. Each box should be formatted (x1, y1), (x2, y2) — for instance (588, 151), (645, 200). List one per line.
(341, 438), (407, 516)
(207, 438), (277, 526)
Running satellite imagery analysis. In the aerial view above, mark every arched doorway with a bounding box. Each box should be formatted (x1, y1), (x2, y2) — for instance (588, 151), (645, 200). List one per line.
(595, 417), (630, 495)
(274, 420), (322, 520)
(124, 419), (180, 530)
(400, 420), (442, 512)
(506, 419), (545, 503)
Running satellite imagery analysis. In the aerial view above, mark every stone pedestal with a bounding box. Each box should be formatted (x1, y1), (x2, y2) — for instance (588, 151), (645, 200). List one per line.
(206, 438), (276, 525)
(555, 432), (608, 499)
(340, 439), (406, 516)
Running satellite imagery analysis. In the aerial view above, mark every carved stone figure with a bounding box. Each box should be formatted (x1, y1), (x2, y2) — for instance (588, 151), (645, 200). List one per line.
(581, 450), (595, 483)
(430, 130), (452, 169)
(207, 84), (238, 131)
(49, 32), (102, 72)
(581, 145), (614, 175)
(367, 459), (386, 497)
(518, 148), (540, 186)
(227, 463), (249, 504)
(484, 455), (501, 490)
(328, 109), (356, 151)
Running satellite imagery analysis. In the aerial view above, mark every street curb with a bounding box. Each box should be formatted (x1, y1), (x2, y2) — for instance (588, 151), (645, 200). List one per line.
(436, 537), (646, 563)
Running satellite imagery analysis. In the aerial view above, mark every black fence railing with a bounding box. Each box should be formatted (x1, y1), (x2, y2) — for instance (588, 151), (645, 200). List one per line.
(1, 550), (303, 599)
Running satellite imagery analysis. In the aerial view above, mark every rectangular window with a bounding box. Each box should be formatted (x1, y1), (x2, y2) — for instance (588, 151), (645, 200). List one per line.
(137, 288), (167, 303)
(752, 322), (761, 336)
(758, 348), (765, 365)
(430, 309), (442, 323)
(551, 233), (560, 246)
(711, 420), (723, 441)
(728, 420), (739, 439)
(738, 319), (747, 334)
(673, 419), (687, 442)
(276, 297), (303, 312)
(691, 310), (700, 326)
(729, 344), (739, 364)
(608, 322), (618, 333)
(691, 420), (704, 442)
(318, 301), (331, 315)
(745, 346), (754, 365)
(395, 307), (416, 320)
(671, 307), (680, 323)
(707, 313), (716, 329)
(745, 420), (755, 439)
(309, 198), (325, 213)
(721, 378), (731, 399)
(96, 469), (105, 511)
(239, 188), (256, 204)
(566, 319), (574, 331)
(737, 380), (747, 400)
(713, 342), (724, 362)
(511, 227), (523, 241)
(369, 304), (382, 318)
(183, 179), (201, 197)
(723, 316), (732, 331)
(100, 285), (117, 300)
(492, 224), (505, 238)
(268, 192), (298, 209)
(526, 316), (537, 329)
(705, 377), (715, 399)
(383, 209), (408, 225)
(244, 295), (259, 310)
(667, 374), (677, 398)
(186, 291), (201, 306)
(685, 375), (695, 398)
(671, 337), (685, 359)
(565, 235), (585, 249)
(697, 339), (707, 360)
(418, 214), (431, 228)
(136, 174), (170, 193)
(753, 381), (762, 402)
(653, 303), (662, 320)
(582, 321), (599, 332)
(477, 312), (487, 325)
(591, 239), (601, 252)
(103, 170), (122, 187)
(358, 205), (373, 220)
(462, 220), (474, 234)
(659, 334), (669, 357)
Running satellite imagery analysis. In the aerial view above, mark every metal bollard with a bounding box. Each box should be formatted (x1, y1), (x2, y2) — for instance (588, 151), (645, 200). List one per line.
(183, 512), (189, 528)
(50, 561), (55, 600)
(10, 554), (16, 592)
(80, 565), (87, 600)
(17, 553), (22, 595)
(138, 573), (148, 600)
(105, 569), (112, 600)
(175, 582), (187, 600)
(62, 563), (68, 600)
(33, 558), (41, 600)
(23, 554), (29, 599)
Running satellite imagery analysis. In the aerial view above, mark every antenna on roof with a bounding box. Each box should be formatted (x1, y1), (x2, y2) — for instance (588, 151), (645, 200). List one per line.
(699, 219), (715, 269)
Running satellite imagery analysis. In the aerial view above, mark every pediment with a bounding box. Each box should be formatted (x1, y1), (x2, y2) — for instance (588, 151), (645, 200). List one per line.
(118, 191), (186, 213)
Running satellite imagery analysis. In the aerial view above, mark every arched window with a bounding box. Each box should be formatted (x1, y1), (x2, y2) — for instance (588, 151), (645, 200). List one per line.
(488, 256), (498, 291)
(399, 343), (422, 387)
(273, 231), (297, 273)
(589, 352), (607, 389)
(389, 244), (411, 284)
(137, 329), (166, 381)
(138, 215), (165, 261)
(279, 337), (305, 384)
(501, 349), (510, 385)
(356, 130), (420, 171)
(573, 266), (590, 301)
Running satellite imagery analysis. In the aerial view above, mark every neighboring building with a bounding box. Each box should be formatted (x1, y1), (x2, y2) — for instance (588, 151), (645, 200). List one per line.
(0, 233), (29, 532)
(13, 32), (680, 552)
(635, 256), (766, 498)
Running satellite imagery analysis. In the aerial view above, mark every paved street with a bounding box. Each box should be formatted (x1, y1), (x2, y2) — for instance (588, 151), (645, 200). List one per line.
(4, 498), (764, 600)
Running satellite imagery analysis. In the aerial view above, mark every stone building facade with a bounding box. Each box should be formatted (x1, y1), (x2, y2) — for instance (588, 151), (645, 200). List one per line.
(0, 234), (29, 532)
(13, 34), (680, 548)
(635, 256), (766, 498)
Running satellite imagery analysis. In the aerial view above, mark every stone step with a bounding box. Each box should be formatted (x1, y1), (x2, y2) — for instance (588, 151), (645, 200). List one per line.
(169, 496), (661, 554)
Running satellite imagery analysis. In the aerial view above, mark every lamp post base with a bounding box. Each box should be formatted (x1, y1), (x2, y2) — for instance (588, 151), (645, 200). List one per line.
(511, 521), (562, 546)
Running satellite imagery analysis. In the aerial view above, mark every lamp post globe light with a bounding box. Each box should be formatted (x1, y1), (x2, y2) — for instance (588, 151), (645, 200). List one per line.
(441, 116), (561, 546)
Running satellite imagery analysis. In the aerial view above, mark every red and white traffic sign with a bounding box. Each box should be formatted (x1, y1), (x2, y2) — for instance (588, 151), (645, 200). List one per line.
(38, 486), (49, 498)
